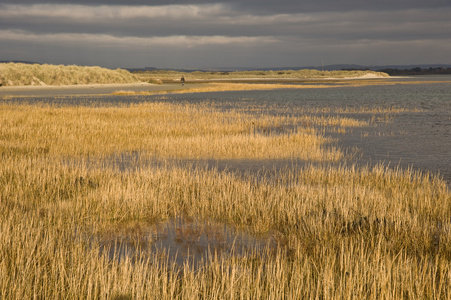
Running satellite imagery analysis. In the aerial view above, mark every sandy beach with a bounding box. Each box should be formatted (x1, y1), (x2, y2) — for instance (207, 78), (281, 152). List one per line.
(0, 82), (198, 98)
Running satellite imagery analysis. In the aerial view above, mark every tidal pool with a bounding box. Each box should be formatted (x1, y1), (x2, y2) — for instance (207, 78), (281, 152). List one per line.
(95, 215), (279, 269)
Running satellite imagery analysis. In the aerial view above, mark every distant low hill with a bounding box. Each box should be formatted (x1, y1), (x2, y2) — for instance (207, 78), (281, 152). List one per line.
(281, 64), (451, 76)
(301, 64), (451, 72)
(0, 63), (140, 86)
(375, 67), (451, 76)
(0, 60), (39, 65)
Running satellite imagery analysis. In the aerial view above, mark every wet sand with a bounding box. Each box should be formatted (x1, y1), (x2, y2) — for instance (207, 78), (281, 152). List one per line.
(0, 82), (196, 98)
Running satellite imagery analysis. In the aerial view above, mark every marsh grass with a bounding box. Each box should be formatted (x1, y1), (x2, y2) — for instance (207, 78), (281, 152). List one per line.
(0, 101), (347, 161)
(132, 79), (451, 97)
(1, 156), (450, 299)
(111, 81), (405, 96)
(1, 100), (450, 299)
(113, 79), (451, 97)
(112, 83), (337, 96)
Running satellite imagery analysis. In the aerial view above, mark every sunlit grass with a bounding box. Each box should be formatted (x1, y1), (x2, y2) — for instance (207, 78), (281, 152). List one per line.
(112, 82), (337, 96)
(1, 99), (450, 299)
(112, 80), (451, 96)
(0, 63), (140, 86)
(0, 101), (347, 161)
(1, 155), (449, 299)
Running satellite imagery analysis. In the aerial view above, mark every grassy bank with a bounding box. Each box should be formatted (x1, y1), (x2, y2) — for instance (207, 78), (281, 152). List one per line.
(0, 63), (140, 86)
(0, 63), (388, 88)
(134, 69), (389, 83)
(1, 100), (449, 299)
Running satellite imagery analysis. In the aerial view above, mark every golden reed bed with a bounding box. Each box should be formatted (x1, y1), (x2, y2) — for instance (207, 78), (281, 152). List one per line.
(1, 100), (450, 299)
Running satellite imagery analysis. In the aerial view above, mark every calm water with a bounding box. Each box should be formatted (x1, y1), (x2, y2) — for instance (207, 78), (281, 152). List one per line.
(96, 215), (277, 268)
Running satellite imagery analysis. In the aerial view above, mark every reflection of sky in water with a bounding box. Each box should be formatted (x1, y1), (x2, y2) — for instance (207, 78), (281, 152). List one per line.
(96, 216), (278, 269)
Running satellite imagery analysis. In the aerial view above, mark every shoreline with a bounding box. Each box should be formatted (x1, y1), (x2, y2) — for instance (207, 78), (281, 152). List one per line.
(0, 82), (184, 98)
(0, 75), (390, 98)
(0, 73), (388, 88)
(2, 75), (448, 98)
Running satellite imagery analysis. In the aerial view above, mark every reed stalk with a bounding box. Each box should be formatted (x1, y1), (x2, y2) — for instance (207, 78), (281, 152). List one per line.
(1, 100), (449, 299)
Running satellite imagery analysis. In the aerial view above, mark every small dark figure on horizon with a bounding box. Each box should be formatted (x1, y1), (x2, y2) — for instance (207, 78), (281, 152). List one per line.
(181, 76), (185, 86)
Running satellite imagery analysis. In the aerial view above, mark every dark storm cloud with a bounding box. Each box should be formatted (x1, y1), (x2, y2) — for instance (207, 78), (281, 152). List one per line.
(1, 1), (450, 68)
(2, 4), (449, 40)
(3, 0), (450, 13)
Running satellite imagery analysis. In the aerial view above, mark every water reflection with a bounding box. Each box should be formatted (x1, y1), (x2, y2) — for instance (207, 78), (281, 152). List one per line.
(96, 216), (278, 269)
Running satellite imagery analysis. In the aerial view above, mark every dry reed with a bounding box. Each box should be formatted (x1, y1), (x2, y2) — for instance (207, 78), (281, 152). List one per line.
(112, 83), (337, 96)
(0, 101), (346, 161)
(0, 99), (449, 299)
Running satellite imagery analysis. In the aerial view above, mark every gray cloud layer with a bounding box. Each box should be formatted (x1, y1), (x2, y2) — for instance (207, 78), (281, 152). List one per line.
(1, 1), (450, 68)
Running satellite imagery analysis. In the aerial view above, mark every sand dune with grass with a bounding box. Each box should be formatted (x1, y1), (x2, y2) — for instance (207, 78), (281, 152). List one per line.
(0, 62), (388, 87)
(0, 63), (140, 86)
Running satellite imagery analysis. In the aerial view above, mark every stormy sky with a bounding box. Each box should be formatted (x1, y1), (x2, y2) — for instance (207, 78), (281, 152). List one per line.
(1, 0), (450, 69)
